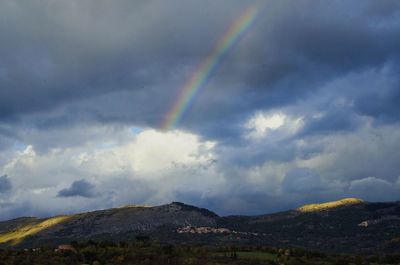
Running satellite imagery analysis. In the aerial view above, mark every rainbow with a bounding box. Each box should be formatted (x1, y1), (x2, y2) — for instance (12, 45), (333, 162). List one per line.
(162, 3), (261, 131)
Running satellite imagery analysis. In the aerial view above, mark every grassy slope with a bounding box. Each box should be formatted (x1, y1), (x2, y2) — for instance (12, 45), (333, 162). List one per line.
(0, 216), (70, 246)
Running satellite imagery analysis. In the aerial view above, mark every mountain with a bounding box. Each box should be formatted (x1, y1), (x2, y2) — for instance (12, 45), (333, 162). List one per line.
(220, 198), (400, 253)
(0, 202), (218, 248)
(0, 199), (399, 254)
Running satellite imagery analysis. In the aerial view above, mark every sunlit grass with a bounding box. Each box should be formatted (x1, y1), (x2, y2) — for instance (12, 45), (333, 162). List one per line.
(297, 198), (365, 213)
(0, 215), (70, 246)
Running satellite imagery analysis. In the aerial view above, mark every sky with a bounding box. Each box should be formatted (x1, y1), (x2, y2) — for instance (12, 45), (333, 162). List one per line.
(0, 0), (400, 220)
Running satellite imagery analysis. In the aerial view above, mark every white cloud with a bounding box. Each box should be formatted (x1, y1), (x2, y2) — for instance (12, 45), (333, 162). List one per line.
(244, 112), (303, 140)
(1, 116), (400, 218)
(130, 129), (216, 176)
(0, 125), (223, 218)
(297, 123), (400, 183)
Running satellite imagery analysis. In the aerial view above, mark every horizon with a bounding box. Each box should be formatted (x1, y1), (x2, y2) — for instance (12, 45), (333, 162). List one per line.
(0, 0), (400, 220)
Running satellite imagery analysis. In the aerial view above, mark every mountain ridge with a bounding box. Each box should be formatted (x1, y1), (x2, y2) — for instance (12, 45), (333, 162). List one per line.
(0, 198), (399, 254)
(0, 198), (368, 223)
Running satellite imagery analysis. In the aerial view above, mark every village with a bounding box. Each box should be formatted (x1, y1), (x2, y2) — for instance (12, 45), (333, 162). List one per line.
(176, 226), (263, 237)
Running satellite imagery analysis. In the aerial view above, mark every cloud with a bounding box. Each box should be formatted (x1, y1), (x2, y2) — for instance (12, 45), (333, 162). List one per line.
(0, 126), (226, 218)
(245, 112), (286, 139)
(57, 179), (96, 198)
(297, 110), (362, 137)
(0, 1), (399, 218)
(244, 111), (303, 140)
(298, 124), (400, 183)
(0, 175), (12, 193)
(282, 167), (327, 194)
(348, 177), (399, 202)
(0, 0), (397, 135)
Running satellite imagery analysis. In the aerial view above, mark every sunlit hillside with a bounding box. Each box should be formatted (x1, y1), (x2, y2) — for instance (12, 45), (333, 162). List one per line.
(297, 198), (365, 213)
(0, 216), (70, 246)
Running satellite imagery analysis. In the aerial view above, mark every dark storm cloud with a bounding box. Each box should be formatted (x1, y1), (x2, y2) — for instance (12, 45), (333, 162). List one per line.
(298, 110), (362, 137)
(163, 0), (400, 138)
(347, 177), (398, 202)
(57, 179), (96, 198)
(282, 168), (328, 194)
(0, 0), (398, 135)
(0, 0), (253, 128)
(352, 66), (400, 123)
(0, 175), (12, 193)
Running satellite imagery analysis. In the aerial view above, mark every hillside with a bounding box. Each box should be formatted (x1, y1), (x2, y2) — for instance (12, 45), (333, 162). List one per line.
(220, 198), (400, 253)
(0, 199), (399, 254)
(0, 202), (218, 248)
(297, 198), (365, 212)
